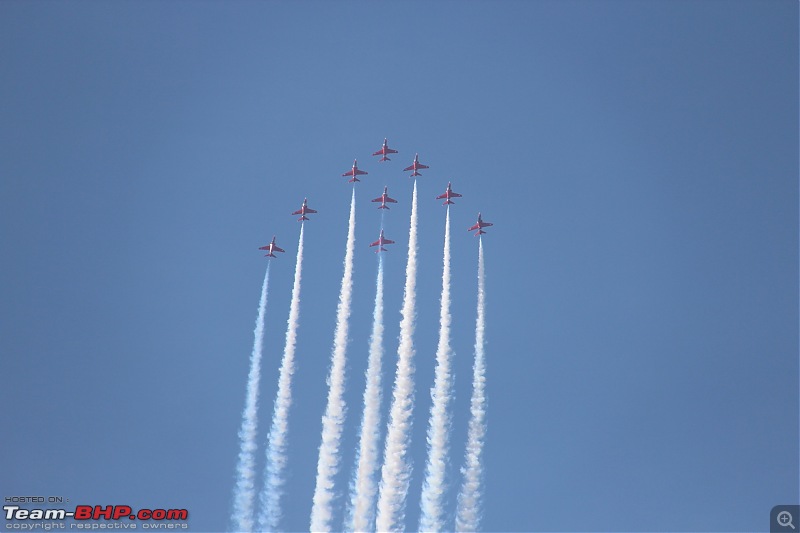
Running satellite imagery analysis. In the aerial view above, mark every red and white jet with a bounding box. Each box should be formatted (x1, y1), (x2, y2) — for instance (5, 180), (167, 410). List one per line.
(436, 182), (462, 205)
(291, 198), (317, 221)
(372, 138), (398, 162)
(342, 159), (368, 183)
(259, 236), (286, 258)
(468, 213), (493, 236)
(369, 229), (395, 253)
(403, 153), (429, 177)
(372, 186), (398, 209)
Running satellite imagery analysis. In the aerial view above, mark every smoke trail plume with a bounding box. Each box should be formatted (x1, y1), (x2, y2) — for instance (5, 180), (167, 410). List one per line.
(346, 255), (385, 532)
(231, 264), (271, 533)
(257, 224), (305, 532)
(455, 238), (487, 532)
(419, 207), (454, 532)
(310, 190), (357, 532)
(376, 181), (419, 532)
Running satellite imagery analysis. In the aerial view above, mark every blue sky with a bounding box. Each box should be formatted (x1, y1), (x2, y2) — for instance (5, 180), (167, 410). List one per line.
(1, 1), (797, 532)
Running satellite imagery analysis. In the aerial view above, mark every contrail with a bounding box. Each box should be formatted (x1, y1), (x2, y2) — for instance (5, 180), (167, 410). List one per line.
(346, 254), (385, 532)
(419, 206), (454, 532)
(231, 264), (271, 533)
(376, 180), (419, 532)
(455, 238), (487, 532)
(310, 189), (356, 532)
(257, 224), (305, 532)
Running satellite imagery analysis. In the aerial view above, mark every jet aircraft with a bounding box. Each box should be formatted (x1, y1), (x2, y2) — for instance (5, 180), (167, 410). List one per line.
(292, 198), (317, 221)
(259, 236), (286, 258)
(342, 159), (368, 183)
(372, 186), (398, 209)
(403, 153), (429, 177)
(369, 229), (395, 252)
(372, 138), (398, 161)
(468, 213), (493, 236)
(436, 182), (462, 205)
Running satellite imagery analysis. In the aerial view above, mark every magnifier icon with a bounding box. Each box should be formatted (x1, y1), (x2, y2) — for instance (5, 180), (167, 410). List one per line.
(778, 511), (796, 530)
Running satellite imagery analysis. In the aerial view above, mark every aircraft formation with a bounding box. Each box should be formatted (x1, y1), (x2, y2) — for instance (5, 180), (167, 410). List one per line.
(239, 137), (492, 533)
(258, 138), (493, 257)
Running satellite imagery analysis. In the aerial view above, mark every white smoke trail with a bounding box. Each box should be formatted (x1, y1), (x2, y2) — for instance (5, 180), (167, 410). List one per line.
(346, 255), (385, 532)
(375, 181), (419, 532)
(419, 207), (454, 532)
(455, 238), (487, 532)
(231, 264), (271, 533)
(257, 224), (305, 532)
(310, 190), (357, 532)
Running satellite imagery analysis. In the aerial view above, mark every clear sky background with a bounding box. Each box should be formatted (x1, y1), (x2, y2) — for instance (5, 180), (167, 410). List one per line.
(1, 1), (797, 532)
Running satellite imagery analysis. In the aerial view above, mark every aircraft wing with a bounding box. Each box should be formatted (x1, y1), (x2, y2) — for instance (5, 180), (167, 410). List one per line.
(273, 246), (285, 253)
(291, 209), (302, 215)
(468, 223), (480, 231)
(436, 192), (447, 199)
(451, 191), (462, 197)
(403, 164), (414, 171)
(385, 196), (397, 203)
(369, 239), (381, 247)
(383, 238), (395, 245)
(306, 208), (317, 214)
